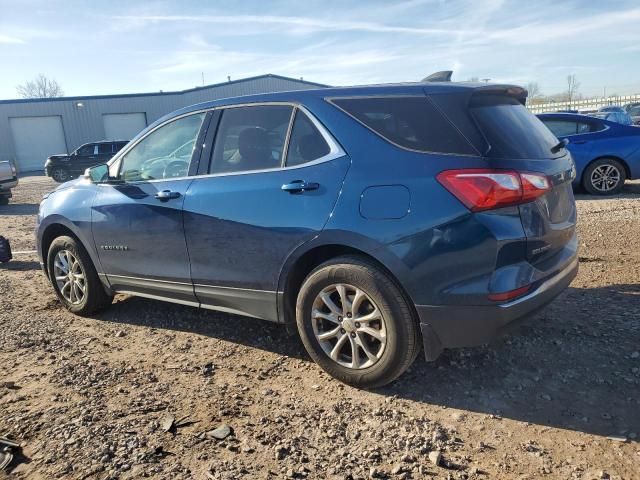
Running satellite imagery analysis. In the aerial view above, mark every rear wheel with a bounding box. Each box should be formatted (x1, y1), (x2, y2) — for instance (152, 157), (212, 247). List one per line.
(583, 158), (626, 195)
(47, 235), (113, 315)
(51, 167), (70, 183)
(296, 255), (420, 388)
(0, 196), (8, 205)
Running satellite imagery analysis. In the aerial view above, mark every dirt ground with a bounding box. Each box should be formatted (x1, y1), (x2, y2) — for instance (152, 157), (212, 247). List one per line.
(1, 175), (639, 480)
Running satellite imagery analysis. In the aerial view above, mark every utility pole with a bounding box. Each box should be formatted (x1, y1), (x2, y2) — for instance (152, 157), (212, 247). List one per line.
(202, 72), (205, 86)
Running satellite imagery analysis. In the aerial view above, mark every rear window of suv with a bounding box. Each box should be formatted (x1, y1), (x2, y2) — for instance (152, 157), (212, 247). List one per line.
(330, 96), (478, 155)
(470, 95), (563, 159)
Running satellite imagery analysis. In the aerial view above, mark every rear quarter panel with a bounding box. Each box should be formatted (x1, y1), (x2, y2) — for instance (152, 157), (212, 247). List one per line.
(294, 98), (510, 306)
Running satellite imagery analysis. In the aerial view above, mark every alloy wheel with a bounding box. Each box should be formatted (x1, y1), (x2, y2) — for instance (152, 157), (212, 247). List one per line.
(311, 283), (387, 369)
(52, 168), (69, 182)
(590, 164), (621, 193)
(53, 250), (86, 305)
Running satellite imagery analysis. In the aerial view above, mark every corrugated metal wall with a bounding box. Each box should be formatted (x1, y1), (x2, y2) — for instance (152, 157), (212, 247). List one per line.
(0, 75), (323, 172)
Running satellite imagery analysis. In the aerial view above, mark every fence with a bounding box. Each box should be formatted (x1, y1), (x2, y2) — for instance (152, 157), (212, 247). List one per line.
(527, 94), (640, 113)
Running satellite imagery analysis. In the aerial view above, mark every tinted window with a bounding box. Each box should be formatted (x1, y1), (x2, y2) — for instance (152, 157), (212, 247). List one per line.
(471, 95), (562, 159)
(286, 110), (331, 166)
(541, 120), (578, 137)
(331, 96), (477, 155)
(210, 105), (293, 174)
(114, 142), (128, 152)
(98, 143), (113, 154)
(77, 144), (96, 156)
(119, 113), (205, 182)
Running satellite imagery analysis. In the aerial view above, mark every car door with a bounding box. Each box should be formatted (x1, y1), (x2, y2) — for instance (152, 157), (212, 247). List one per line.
(183, 104), (349, 320)
(73, 144), (99, 176)
(97, 143), (115, 165)
(91, 111), (209, 305)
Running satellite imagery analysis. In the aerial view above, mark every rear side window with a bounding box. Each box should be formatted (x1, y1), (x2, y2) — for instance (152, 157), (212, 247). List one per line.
(331, 96), (477, 155)
(115, 142), (128, 152)
(541, 120), (578, 137)
(470, 95), (562, 159)
(286, 110), (330, 166)
(210, 105), (293, 174)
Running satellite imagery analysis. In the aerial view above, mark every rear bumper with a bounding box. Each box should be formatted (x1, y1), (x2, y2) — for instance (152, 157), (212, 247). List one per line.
(416, 256), (578, 361)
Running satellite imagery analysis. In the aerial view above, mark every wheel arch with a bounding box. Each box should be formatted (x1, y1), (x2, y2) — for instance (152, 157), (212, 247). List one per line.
(277, 236), (417, 328)
(39, 219), (103, 281)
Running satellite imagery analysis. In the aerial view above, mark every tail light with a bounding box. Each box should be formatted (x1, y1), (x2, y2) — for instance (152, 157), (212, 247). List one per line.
(436, 169), (550, 212)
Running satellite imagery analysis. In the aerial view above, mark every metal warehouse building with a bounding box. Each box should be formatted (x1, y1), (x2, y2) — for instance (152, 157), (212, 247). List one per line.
(0, 74), (326, 173)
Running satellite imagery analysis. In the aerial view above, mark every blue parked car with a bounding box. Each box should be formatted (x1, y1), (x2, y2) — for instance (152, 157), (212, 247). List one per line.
(37, 83), (578, 387)
(538, 112), (640, 195)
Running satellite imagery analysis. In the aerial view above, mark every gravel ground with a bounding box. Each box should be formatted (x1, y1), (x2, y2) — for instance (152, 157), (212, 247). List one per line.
(1, 175), (639, 480)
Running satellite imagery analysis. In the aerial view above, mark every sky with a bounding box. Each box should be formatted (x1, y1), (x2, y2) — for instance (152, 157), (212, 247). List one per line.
(0, 0), (639, 100)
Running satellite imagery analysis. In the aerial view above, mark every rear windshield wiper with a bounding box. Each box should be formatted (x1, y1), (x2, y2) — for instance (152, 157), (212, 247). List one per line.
(550, 138), (569, 154)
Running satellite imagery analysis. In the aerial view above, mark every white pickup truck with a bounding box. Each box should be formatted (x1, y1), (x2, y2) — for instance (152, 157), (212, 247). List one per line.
(0, 160), (18, 205)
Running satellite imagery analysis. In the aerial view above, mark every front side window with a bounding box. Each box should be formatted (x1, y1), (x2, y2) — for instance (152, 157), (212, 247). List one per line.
(77, 144), (96, 156)
(98, 143), (113, 154)
(210, 105), (293, 174)
(331, 96), (477, 155)
(542, 120), (578, 137)
(119, 113), (205, 182)
(285, 110), (331, 166)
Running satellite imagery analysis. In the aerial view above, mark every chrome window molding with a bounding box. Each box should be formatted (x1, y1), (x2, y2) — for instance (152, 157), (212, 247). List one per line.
(105, 102), (346, 185)
(325, 94), (481, 158)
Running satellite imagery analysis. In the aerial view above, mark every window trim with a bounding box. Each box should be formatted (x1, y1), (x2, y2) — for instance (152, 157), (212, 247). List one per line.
(325, 94), (480, 157)
(201, 102), (345, 179)
(110, 109), (209, 184)
(107, 103), (345, 184)
(540, 117), (609, 138)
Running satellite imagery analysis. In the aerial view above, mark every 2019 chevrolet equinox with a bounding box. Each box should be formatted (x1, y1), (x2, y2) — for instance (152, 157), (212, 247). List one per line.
(36, 82), (578, 387)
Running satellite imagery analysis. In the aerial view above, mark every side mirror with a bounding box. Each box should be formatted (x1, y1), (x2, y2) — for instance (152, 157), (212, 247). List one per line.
(85, 164), (109, 183)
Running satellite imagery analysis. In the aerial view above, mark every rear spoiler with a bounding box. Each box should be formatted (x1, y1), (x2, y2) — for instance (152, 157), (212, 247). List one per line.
(471, 84), (528, 105)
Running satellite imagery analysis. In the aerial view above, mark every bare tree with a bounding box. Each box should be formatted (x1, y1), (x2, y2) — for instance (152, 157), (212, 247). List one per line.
(16, 74), (64, 98)
(526, 82), (541, 103)
(566, 74), (580, 107)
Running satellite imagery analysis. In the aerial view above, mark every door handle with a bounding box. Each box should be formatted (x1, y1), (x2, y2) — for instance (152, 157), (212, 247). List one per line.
(281, 180), (319, 194)
(572, 140), (587, 144)
(155, 190), (181, 201)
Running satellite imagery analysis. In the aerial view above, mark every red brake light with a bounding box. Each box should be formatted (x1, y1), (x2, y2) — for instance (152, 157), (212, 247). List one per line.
(436, 169), (550, 212)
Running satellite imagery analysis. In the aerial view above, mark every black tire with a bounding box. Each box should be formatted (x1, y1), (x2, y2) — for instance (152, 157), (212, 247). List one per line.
(47, 235), (113, 315)
(0, 196), (8, 205)
(582, 158), (626, 195)
(51, 167), (70, 183)
(295, 255), (421, 388)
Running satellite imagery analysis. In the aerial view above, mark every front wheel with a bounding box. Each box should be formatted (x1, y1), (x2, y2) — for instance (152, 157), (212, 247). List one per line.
(583, 158), (626, 195)
(47, 236), (113, 315)
(51, 167), (70, 183)
(296, 256), (421, 388)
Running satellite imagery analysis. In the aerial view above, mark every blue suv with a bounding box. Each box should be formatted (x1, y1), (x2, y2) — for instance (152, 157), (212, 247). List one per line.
(37, 82), (578, 387)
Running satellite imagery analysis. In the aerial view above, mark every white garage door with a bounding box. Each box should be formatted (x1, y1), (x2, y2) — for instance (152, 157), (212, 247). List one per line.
(9, 116), (67, 173)
(103, 113), (147, 141)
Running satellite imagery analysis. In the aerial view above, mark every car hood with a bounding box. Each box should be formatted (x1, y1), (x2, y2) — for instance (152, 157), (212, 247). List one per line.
(54, 176), (86, 191)
(47, 154), (71, 161)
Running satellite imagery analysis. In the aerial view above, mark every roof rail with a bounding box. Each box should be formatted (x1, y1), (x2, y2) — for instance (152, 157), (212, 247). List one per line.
(422, 71), (453, 82)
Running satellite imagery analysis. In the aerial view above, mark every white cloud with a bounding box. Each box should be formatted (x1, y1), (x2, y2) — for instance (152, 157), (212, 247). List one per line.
(0, 34), (25, 44)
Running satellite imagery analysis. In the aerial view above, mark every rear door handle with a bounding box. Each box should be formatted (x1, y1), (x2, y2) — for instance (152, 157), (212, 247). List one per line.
(155, 190), (181, 201)
(281, 180), (319, 194)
